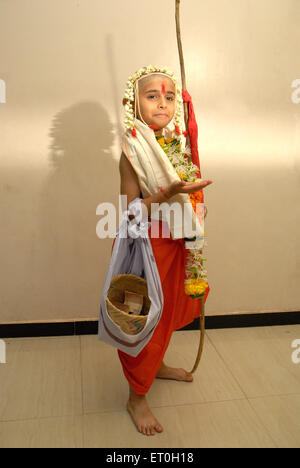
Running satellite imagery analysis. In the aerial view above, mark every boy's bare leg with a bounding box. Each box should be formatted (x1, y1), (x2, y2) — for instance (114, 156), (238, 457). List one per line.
(156, 360), (193, 382)
(126, 385), (164, 436)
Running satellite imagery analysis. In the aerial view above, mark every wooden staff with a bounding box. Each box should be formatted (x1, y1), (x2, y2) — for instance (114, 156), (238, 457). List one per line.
(175, 0), (190, 152)
(175, 0), (206, 374)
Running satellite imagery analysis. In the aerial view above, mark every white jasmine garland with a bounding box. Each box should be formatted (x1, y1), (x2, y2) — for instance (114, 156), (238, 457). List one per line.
(163, 144), (200, 181)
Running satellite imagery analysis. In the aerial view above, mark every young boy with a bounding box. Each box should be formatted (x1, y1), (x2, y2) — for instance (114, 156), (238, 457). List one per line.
(119, 67), (212, 436)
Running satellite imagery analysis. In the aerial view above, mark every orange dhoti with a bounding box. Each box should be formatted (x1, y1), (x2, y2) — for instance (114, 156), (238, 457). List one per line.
(116, 218), (210, 395)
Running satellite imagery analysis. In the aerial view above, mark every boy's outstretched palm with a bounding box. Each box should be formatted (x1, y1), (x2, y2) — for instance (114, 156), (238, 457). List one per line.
(169, 179), (213, 196)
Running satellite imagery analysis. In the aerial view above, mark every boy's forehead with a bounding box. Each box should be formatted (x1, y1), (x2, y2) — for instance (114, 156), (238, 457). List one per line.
(138, 74), (175, 91)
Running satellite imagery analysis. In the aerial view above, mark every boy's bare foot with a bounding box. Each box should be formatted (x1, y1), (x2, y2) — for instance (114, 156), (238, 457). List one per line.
(156, 361), (194, 382)
(127, 389), (163, 436)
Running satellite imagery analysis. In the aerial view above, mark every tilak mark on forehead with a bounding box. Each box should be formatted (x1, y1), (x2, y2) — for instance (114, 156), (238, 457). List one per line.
(161, 82), (166, 95)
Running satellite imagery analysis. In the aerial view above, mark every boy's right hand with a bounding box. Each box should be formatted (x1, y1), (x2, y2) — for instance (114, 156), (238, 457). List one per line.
(166, 179), (213, 198)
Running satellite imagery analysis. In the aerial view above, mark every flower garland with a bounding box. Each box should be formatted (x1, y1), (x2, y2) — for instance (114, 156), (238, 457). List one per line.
(122, 64), (208, 299)
(123, 65), (184, 136)
(156, 136), (209, 299)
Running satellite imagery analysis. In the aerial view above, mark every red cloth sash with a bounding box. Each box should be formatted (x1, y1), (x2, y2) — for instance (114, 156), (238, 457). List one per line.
(182, 90), (201, 178)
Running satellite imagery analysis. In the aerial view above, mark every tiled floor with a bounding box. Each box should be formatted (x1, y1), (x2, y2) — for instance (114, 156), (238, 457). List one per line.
(0, 324), (300, 447)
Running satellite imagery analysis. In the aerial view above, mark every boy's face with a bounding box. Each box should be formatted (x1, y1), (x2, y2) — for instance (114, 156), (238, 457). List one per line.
(135, 75), (176, 130)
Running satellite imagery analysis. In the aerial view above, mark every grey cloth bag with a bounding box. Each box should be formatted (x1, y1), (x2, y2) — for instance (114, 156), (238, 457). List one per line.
(98, 198), (164, 357)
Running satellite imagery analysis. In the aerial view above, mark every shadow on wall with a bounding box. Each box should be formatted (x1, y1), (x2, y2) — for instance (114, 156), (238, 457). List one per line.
(36, 101), (118, 320)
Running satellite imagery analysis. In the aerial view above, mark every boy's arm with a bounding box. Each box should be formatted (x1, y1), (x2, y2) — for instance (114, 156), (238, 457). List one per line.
(119, 152), (141, 209)
(119, 152), (172, 218)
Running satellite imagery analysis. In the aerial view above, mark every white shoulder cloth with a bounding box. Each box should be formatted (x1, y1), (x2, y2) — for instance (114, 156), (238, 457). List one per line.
(121, 119), (204, 240)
